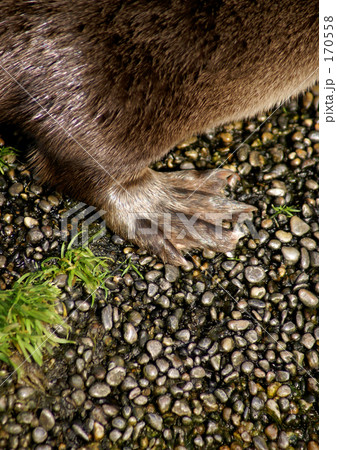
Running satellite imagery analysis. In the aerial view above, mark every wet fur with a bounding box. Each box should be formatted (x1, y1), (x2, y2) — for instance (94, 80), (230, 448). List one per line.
(0, 0), (318, 263)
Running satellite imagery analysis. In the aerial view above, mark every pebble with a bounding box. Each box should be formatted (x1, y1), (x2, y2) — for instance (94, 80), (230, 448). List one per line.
(143, 364), (158, 381)
(102, 304), (113, 331)
(146, 413), (163, 431)
(106, 367), (126, 387)
(251, 287), (266, 298)
(201, 291), (215, 306)
(301, 333), (316, 349)
(266, 399), (281, 421)
(265, 424), (278, 440)
(145, 270), (161, 282)
(157, 395), (172, 413)
(146, 340), (162, 358)
(39, 200), (52, 213)
(278, 431), (290, 449)
(282, 247), (300, 264)
(228, 320), (250, 331)
(190, 367), (206, 378)
(89, 383), (111, 398)
(175, 329), (190, 342)
(17, 387), (35, 400)
(172, 400), (192, 417)
(124, 323), (138, 344)
(93, 422), (105, 440)
(24, 217), (39, 228)
(32, 427), (48, 444)
(39, 410), (55, 431)
(27, 228), (44, 244)
(308, 130), (319, 142)
(9, 182), (23, 196)
(300, 238), (317, 250)
(298, 289), (318, 308)
(221, 337), (235, 352)
(165, 264), (180, 282)
(253, 436), (269, 450)
(244, 266), (266, 283)
(290, 216), (310, 236)
(0, 255), (6, 268)
(109, 430), (122, 442)
(275, 230), (292, 243)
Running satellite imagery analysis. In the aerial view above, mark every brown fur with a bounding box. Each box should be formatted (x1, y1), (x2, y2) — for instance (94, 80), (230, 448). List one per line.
(0, 1), (318, 264)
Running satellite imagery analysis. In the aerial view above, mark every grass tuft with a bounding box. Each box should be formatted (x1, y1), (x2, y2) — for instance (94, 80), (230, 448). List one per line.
(120, 255), (144, 279)
(0, 280), (69, 367)
(0, 233), (113, 368)
(27, 232), (113, 306)
(270, 204), (301, 225)
(0, 146), (18, 174)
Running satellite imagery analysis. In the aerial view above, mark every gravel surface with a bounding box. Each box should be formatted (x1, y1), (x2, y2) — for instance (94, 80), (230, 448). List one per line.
(0, 86), (318, 449)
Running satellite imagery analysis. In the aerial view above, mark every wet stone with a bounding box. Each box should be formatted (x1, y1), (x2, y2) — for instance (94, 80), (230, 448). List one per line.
(39, 200), (52, 213)
(251, 286), (266, 298)
(27, 228), (44, 244)
(228, 320), (250, 331)
(71, 390), (86, 406)
(200, 393), (218, 411)
(190, 367), (206, 378)
(109, 430), (122, 443)
(32, 427), (48, 444)
(221, 337), (235, 352)
(135, 280), (147, 291)
(300, 238), (317, 250)
(265, 423), (278, 440)
(157, 395), (172, 413)
(277, 385), (291, 397)
(124, 323), (138, 344)
(231, 351), (245, 367)
(39, 409), (55, 431)
(143, 364), (158, 381)
(145, 270), (161, 282)
(9, 182), (23, 196)
(275, 230), (292, 243)
(251, 396), (264, 411)
(146, 413), (163, 431)
(146, 340), (162, 359)
(112, 417), (126, 430)
(307, 350), (319, 369)
(24, 217), (39, 228)
(301, 333), (316, 349)
(89, 383), (111, 398)
(106, 367), (126, 387)
(266, 399), (281, 421)
(165, 264), (180, 282)
(175, 329), (190, 342)
(201, 291), (215, 306)
(241, 361), (254, 374)
(278, 431), (290, 449)
(298, 289), (318, 308)
(282, 322), (296, 334)
(172, 400), (192, 417)
(282, 247), (300, 264)
(308, 130), (319, 142)
(290, 216), (310, 236)
(17, 387), (36, 400)
(253, 436), (268, 450)
(102, 304), (113, 331)
(0, 255), (6, 268)
(147, 283), (159, 297)
(245, 266), (266, 283)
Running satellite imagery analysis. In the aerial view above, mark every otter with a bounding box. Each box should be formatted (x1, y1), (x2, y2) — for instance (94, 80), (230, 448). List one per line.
(0, 1), (318, 265)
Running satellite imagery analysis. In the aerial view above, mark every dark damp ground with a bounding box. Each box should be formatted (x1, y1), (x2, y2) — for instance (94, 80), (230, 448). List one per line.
(0, 86), (318, 450)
